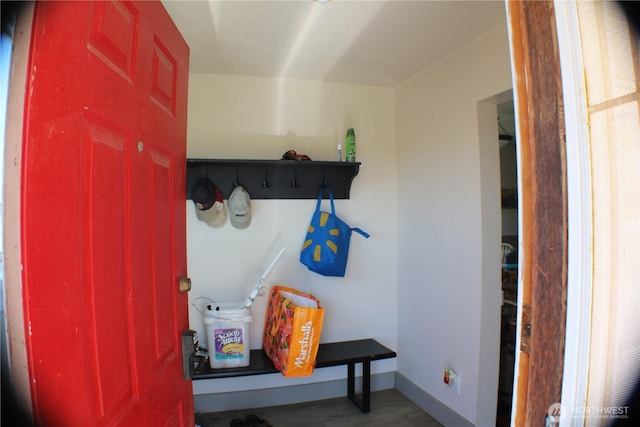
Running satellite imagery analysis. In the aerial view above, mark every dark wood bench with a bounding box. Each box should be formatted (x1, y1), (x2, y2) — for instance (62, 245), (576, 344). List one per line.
(192, 338), (396, 413)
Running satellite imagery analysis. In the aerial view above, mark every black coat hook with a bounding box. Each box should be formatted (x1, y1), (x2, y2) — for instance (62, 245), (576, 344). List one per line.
(262, 168), (271, 188)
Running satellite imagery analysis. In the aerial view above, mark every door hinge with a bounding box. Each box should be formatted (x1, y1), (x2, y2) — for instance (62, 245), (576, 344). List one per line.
(520, 303), (531, 354)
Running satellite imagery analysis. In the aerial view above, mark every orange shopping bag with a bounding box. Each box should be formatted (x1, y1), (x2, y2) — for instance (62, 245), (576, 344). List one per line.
(262, 286), (324, 377)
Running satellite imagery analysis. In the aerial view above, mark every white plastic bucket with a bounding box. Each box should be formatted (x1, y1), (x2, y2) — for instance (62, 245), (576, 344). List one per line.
(203, 302), (252, 369)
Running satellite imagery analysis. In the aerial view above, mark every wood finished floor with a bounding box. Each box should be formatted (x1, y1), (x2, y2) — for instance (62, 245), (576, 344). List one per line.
(195, 389), (443, 427)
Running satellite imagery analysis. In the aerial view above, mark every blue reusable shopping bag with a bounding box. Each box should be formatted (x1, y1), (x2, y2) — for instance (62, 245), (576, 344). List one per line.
(299, 182), (369, 277)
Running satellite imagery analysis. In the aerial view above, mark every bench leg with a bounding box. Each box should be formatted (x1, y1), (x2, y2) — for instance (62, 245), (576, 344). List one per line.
(346, 361), (371, 413)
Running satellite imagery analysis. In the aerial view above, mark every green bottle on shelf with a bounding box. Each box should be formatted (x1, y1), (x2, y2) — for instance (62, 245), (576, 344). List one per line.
(346, 128), (356, 162)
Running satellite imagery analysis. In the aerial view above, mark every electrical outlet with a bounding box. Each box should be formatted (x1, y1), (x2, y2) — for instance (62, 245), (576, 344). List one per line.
(444, 368), (461, 395)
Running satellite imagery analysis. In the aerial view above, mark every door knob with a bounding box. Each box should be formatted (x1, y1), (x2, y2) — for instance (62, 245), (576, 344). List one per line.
(179, 276), (191, 293)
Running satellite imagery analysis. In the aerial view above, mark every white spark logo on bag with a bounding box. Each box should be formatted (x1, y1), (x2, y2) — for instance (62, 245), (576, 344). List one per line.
(294, 321), (314, 368)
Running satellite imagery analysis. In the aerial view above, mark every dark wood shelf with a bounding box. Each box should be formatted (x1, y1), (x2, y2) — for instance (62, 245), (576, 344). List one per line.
(192, 339), (396, 380)
(191, 339), (396, 414)
(186, 159), (361, 200)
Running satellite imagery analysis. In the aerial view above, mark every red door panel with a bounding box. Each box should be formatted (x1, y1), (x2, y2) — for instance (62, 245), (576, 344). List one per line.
(150, 151), (177, 360)
(21, 1), (191, 425)
(80, 116), (137, 421)
(87, 0), (138, 81)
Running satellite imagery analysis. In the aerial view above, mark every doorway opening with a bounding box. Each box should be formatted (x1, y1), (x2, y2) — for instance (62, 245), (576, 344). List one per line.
(496, 99), (518, 427)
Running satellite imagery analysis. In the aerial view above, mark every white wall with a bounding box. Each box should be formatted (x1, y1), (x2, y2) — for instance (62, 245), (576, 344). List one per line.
(186, 74), (398, 394)
(394, 23), (512, 426)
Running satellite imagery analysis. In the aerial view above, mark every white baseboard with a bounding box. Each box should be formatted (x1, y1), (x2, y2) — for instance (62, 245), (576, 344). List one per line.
(395, 372), (475, 427)
(194, 371), (474, 427)
(194, 371), (395, 413)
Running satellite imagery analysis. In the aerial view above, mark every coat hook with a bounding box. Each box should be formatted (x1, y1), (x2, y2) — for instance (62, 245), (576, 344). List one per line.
(291, 167), (299, 189)
(262, 168), (271, 188)
(234, 168), (240, 187)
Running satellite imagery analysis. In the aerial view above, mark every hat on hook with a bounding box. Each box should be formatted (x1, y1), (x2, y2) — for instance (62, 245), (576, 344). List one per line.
(228, 185), (251, 229)
(191, 178), (227, 228)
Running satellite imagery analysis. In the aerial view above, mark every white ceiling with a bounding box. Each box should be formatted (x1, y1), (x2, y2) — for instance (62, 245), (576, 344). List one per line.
(162, 0), (507, 88)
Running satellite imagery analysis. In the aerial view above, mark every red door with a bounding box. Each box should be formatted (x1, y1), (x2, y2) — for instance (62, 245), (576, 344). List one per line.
(21, 1), (192, 425)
